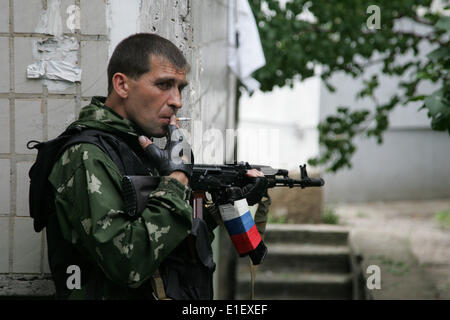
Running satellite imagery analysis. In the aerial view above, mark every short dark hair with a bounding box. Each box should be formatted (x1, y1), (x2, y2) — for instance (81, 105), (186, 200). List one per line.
(107, 33), (189, 96)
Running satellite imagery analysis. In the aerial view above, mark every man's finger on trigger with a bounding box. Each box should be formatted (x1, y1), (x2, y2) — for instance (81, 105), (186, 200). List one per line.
(245, 169), (258, 177)
(250, 169), (265, 177)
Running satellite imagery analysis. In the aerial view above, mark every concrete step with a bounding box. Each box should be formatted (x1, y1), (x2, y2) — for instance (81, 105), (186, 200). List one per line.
(233, 224), (355, 299)
(235, 271), (353, 300)
(264, 224), (350, 246)
(238, 244), (351, 274)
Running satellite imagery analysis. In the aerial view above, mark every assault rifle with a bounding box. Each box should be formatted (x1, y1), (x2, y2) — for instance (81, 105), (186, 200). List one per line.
(121, 163), (324, 219)
(121, 163), (324, 265)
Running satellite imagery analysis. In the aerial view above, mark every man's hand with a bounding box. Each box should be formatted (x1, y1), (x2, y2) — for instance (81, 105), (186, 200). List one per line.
(224, 169), (268, 206)
(242, 169), (268, 206)
(138, 115), (192, 185)
(167, 171), (189, 186)
(246, 169), (265, 178)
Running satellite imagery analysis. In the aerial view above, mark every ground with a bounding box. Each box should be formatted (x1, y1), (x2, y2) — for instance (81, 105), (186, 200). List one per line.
(331, 198), (450, 300)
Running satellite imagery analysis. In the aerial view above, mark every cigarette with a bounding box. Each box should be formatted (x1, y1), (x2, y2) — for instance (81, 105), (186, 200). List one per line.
(176, 117), (191, 121)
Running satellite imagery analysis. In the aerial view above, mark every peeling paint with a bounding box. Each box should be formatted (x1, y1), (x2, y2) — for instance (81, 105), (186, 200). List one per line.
(27, 37), (81, 82)
(27, 0), (81, 91)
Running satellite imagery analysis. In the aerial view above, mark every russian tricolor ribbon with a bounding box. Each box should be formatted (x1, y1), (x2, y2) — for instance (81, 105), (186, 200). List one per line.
(219, 199), (267, 265)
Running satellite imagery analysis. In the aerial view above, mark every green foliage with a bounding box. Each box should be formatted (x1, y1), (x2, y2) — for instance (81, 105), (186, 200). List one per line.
(267, 213), (287, 224)
(372, 255), (410, 276)
(321, 207), (340, 225)
(434, 209), (450, 229)
(356, 211), (368, 218)
(248, 0), (449, 172)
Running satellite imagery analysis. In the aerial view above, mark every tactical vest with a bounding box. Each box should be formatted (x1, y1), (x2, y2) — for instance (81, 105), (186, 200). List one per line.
(28, 127), (215, 300)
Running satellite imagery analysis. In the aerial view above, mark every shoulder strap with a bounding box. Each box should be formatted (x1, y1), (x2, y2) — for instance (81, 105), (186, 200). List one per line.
(60, 129), (151, 176)
(67, 129), (128, 175)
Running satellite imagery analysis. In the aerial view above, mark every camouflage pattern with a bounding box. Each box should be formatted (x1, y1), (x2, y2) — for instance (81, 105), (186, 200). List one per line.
(48, 97), (194, 299)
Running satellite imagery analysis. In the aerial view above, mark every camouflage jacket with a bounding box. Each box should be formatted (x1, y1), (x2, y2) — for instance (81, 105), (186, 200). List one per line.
(48, 97), (204, 299)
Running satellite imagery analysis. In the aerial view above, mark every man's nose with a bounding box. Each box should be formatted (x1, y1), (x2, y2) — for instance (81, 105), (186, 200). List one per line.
(168, 88), (182, 109)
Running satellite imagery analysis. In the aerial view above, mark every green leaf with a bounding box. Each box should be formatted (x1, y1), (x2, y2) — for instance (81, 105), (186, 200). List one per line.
(427, 47), (450, 61)
(424, 89), (445, 116)
(417, 71), (431, 80)
(324, 81), (336, 93)
(422, 88), (450, 132)
(408, 95), (426, 102)
(435, 16), (450, 31)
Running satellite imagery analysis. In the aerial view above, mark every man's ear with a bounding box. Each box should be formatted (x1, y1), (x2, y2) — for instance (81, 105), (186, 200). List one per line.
(112, 73), (129, 98)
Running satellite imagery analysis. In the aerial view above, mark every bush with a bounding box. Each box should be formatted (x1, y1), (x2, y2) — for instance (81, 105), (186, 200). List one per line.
(435, 209), (450, 229)
(322, 207), (340, 225)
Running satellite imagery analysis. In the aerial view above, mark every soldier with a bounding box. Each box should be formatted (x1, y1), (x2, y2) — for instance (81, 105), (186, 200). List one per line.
(45, 33), (267, 299)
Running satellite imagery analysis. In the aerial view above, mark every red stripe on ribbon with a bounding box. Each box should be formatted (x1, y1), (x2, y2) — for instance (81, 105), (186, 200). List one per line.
(230, 225), (262, 254)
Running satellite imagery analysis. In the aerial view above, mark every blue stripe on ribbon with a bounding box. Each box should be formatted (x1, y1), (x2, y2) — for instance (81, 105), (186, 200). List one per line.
(224, 211), (254, 236)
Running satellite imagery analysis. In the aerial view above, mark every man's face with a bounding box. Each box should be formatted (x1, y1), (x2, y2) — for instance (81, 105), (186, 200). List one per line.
(123, 55), (188, 138)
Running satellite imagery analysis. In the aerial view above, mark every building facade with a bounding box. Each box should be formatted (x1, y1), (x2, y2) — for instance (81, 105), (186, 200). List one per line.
(0, 0), (234, 297)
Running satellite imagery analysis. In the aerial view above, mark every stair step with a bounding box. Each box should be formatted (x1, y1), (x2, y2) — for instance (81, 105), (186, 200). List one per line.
(238, 244), (351, 274)
(266, 244), (350, 255)
(264, 224), (350, 246)
(235, 272), (353, 300)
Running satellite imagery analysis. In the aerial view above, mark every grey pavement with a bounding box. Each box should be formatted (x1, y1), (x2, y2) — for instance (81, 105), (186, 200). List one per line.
(332, 199), (450, 299)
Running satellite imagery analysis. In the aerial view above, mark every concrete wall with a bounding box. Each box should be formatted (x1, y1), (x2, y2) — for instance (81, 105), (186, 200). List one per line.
(238, 77), (321, 171)
(0, 0), (233, 296)
(319, 20), (450, 203)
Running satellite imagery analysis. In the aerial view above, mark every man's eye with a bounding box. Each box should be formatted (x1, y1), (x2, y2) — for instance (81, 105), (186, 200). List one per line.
(157, 82), (171, 90)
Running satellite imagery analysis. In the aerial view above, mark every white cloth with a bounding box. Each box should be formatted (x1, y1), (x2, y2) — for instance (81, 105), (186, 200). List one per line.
(227, 0), (266, 92)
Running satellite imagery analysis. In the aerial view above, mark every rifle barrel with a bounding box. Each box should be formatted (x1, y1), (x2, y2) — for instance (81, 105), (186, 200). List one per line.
(272, 178), (324, 188)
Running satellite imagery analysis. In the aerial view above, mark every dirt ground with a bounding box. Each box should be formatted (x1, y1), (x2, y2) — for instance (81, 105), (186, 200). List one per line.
(331, 198), (450, 300)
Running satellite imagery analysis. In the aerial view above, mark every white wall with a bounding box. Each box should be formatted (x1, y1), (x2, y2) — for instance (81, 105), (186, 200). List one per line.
(238, 76), (321, 172)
